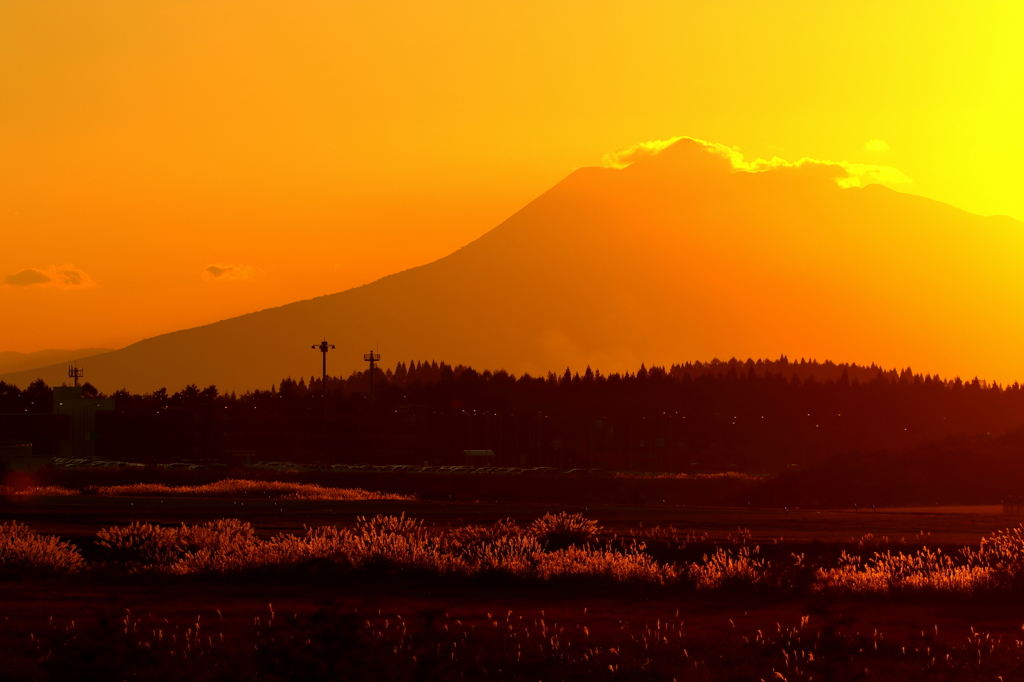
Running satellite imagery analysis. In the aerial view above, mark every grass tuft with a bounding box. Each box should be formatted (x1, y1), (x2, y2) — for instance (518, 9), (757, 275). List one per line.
(0, 521), (85, 575)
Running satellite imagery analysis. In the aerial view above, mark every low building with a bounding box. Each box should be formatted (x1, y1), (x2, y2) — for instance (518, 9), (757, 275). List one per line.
(463, 449), (496, 467)
(53, 386), (115, 459)
(0, 442), (51, 472)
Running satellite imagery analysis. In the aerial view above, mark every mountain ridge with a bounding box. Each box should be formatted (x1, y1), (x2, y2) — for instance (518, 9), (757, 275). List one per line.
(0, 348), (113, 376)
(3, 139), (1022, 392)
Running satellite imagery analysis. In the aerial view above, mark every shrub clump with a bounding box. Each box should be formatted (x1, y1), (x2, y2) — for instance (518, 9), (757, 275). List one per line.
(528, 512), (602, 551)
(0, 521), (85, 576)
(25, 516), (1024, 595)
(87, 513), (675, 584)
(977, 524), (1024, 589)
(96, 519), (262, 570)
(535, 543), (677, 584)
(689, 546), (774, 590)
(0, 485), (80, 496)
(95, 521), (181, 566)
(813, 547), (995, 595)
(448, 518), (524, 546)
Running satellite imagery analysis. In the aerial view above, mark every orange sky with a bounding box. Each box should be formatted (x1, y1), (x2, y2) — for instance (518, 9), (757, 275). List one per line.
(2, 2), (1022, 371)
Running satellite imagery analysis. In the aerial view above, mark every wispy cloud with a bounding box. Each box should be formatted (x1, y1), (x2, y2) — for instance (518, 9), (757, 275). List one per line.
(2, 264), (95, 288)
(203, 263), (264, 282)
(603, 136), (911, 188)
(730, 152), (912, 188)
(864, 139), (890, 152)
(601, 136), (683, 169)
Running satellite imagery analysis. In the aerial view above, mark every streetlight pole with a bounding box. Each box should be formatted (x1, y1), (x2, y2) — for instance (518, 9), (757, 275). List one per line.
(363, 350), (380, 413)
(312, 340), (335, 424)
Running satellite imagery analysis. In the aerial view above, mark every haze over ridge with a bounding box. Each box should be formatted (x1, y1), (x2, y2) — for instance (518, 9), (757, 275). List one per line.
(0, 348), (112, 375)
(3, 138), (1022, 393)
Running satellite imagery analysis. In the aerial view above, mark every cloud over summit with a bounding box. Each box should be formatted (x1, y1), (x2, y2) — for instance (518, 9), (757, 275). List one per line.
(601, 136), (684, 168)
(603, 136), (911, 188)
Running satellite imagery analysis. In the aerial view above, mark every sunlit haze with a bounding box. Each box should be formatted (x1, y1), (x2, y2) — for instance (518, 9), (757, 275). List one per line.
(2, 1), (1021, 383)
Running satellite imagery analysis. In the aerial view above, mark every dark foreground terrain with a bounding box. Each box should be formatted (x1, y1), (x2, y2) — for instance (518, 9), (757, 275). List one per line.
(7, 578), (1024, 681)
(1, 492), (1012, 546)
(5, 478), (1024, 680)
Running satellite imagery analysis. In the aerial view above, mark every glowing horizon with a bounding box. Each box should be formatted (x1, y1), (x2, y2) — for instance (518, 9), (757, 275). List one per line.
(2, 1), (1021, 383)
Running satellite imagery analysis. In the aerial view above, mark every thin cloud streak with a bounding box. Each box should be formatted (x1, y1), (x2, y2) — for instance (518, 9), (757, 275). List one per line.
(2, 264), (95, 288)
(203, 264), (264, 282)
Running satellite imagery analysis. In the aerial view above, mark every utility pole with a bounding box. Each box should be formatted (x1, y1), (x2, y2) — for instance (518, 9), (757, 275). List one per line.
(312, 340), (335, 424)
(363, 349), (380, 412)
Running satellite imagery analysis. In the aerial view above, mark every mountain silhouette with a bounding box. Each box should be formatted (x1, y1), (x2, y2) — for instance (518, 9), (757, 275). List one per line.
(4, 138), (1022, 393)
(0, 348), (111, 375)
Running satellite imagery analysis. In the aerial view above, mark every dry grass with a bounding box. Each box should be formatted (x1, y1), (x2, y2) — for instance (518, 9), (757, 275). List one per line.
(528, 511), (602, 549)
(17, 511), (1024, 595)
(88, 513), (672, 583)
(90, 478), (412, 500)
(813, 548), (996, 595)
(0, 521), (85, 575)
(0, 485), (80, 496)
(96, 519), (261, 569)
(689, 546), (774, 590)
(810, 529), (1024, 595)
(16, 605), (1024, 681)
(148, 520), (1024, 593)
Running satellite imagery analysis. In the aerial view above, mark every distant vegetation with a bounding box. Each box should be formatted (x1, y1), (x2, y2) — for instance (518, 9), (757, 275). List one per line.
(4, 357), (1024, 477)
(7, 512), (1024, 598)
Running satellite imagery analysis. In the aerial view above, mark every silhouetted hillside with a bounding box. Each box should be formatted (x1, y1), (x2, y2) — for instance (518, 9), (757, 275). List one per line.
(3, 138), (1022, 393)
(0, 348), (111, 375)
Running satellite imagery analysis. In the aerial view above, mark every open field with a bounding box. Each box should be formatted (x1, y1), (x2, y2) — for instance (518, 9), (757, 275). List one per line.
(7, 572), (1024, 680)
(3, 493), (1018, 546)
(8, 465), (768, 508)
(7, 478), (1024, 679)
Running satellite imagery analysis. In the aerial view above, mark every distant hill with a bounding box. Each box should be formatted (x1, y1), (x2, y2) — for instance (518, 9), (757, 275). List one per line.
(0, 349), (111, 376)
(2, 138), (1022, 393)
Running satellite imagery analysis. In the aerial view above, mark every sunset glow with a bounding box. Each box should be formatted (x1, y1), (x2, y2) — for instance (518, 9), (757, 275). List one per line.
(2, 1), (1022, 384)
(5, 6), (1024, 676)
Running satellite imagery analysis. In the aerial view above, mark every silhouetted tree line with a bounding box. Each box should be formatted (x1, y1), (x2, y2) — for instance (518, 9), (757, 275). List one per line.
(0, 379), (55, 414)
(3, 357), (1024, 471)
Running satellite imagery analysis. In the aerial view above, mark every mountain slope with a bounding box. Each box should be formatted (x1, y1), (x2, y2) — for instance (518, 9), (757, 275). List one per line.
(0, 348), (111, 375)
(4, 139), (1022, 393)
